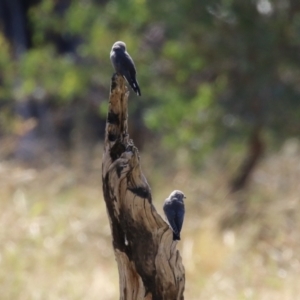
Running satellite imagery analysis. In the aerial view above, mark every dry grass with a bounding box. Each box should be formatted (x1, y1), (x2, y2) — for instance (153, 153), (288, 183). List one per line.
(1, 139), (300, 299)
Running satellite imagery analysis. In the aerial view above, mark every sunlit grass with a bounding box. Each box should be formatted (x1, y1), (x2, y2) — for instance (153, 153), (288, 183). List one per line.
(0, 163), (117, 300)
(1, 140), (300, 299)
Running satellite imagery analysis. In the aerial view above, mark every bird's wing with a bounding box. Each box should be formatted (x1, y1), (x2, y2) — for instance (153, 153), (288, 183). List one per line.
(174, 212), (184, 232)
(174, 201), (185, 232)
(163, 203), (179, 234)
(123, 51), (137, 76)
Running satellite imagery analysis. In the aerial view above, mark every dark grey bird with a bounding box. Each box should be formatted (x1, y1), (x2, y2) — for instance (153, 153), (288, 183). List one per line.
(110, 41), (141, 96)
(163, 190), (186, 241)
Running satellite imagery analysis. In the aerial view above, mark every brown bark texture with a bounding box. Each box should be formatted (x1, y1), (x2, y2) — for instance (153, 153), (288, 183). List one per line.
(102, 74), (185, 300)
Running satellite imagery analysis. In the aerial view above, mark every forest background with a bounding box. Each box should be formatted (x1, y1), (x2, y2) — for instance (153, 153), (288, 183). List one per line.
(1, 0), (300, 299)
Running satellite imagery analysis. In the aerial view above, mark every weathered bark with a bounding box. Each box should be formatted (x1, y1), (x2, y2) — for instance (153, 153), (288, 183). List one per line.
(102, 74), (185, 300)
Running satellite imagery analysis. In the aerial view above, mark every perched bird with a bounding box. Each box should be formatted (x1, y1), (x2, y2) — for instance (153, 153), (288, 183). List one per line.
(163, 190), (186, 241)
(110, 41), (141, 96)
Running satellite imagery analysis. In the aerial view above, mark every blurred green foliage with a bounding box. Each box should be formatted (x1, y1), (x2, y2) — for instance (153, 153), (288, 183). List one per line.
(0, 0), (300, 163)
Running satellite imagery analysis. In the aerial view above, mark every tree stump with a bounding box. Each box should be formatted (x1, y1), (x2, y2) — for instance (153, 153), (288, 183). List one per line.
(102, 74), (185, 300)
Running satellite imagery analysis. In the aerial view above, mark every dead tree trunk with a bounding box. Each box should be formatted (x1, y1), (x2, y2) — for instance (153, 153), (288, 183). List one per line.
(102, 74), (185, 300)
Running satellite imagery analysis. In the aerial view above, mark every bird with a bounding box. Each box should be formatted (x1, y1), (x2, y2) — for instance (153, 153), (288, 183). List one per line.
(163, 190), (186, 241)
(110, 41), (141, 96)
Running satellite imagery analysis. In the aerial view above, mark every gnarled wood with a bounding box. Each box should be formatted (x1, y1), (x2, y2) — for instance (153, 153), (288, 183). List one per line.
(102, 74), (185, 300)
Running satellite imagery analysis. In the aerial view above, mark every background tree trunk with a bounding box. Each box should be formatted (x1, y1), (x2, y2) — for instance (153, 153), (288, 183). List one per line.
(230, 125), (264, 193)
(102, 74), (185, 300)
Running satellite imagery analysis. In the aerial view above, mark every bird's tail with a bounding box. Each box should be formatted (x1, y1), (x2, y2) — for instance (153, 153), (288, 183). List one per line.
(173, 232), (180, 241)
(130, 79), (141, 96)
